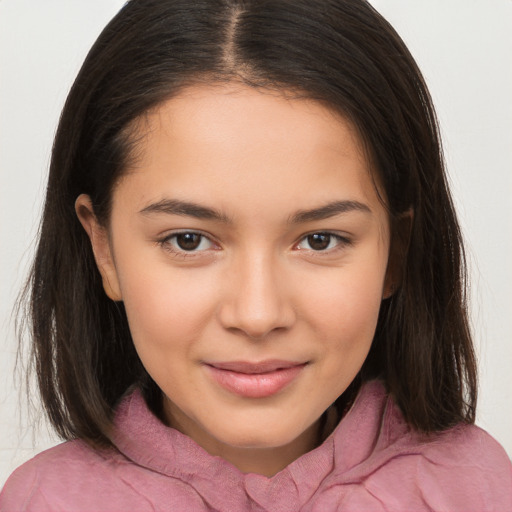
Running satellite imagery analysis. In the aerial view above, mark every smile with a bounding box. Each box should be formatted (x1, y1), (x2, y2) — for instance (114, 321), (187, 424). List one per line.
(204, 360), (308, 398)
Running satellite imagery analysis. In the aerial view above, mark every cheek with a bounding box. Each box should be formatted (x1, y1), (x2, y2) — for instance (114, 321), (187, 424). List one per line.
(117, 267), (218, 394)
(306, 264), (385, 336)
(116, 259), (218, 352)
(297, 254), (387, 392)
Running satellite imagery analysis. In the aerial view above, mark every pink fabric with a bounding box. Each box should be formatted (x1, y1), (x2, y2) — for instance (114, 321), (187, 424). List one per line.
(1, 380), (511, 511)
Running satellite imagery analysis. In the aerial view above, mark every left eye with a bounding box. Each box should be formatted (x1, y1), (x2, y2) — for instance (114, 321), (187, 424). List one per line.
(165, 232), (214, 252)
(296, 232), (347, 251)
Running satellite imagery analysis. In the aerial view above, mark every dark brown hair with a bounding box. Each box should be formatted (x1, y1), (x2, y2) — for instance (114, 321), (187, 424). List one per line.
(21, 0), (477, 445)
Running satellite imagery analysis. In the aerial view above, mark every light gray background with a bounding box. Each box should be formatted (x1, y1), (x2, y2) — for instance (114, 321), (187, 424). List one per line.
(1, 0), (511, 486)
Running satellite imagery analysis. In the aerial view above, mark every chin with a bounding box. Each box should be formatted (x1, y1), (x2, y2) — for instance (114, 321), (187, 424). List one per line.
(210, 416), (317, 451)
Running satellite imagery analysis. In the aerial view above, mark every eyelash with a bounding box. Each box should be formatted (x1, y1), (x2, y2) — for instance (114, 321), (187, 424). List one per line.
(158, 231), (218, 258)
(295, 232), (352, 252)
(157, 230), (352, 257)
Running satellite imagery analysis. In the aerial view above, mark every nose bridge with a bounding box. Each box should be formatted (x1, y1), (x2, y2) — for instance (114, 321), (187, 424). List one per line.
(219, 247), (293, 339)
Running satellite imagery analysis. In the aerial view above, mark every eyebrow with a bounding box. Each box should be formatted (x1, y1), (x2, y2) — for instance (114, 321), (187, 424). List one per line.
(289, 200), (371, 223)
(139, 199), (232, 223)
(139, 198), (371, 224)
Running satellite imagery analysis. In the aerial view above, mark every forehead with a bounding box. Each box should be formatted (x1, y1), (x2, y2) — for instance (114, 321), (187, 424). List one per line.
(115, 83), (385, 219)
(140, 83), (364, 162)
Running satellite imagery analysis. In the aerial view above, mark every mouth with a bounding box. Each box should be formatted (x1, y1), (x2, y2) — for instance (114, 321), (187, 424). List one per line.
(204, 360), (308, 398)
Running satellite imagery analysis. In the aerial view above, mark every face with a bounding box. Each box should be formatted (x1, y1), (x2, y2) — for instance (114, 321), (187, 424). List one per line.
(78, 83), (393, 475)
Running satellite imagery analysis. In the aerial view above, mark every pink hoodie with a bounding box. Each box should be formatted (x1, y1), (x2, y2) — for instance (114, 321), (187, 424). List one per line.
(1, 380), (511, 511)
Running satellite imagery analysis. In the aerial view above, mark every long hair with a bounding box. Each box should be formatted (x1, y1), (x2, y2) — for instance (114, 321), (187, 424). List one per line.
(22, 0), (476, 445)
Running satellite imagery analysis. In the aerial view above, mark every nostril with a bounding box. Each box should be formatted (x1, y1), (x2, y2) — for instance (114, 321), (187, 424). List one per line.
(225, 322), (285, 341)
(219, 302), (295, 340)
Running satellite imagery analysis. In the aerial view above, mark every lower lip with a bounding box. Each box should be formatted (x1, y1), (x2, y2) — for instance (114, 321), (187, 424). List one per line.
(205, 364), (307, 398)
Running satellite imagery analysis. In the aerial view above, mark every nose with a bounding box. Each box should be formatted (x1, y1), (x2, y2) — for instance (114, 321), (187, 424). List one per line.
(218, 252), (295, 340)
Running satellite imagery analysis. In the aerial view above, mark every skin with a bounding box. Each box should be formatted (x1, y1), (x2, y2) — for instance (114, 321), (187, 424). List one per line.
(76, 83), (395, 477)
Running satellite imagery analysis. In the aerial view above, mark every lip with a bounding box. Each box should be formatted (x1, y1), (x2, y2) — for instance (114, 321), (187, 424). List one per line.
(204, 360), (308, 398)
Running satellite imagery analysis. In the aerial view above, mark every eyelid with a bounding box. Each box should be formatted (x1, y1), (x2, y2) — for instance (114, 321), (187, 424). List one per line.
(158, 229), (220, 255)
(156, 229), (352, 257)
(293, 231), (353, 252)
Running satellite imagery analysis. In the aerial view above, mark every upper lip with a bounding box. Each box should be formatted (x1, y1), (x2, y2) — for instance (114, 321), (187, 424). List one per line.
(206, 360), (307, 374)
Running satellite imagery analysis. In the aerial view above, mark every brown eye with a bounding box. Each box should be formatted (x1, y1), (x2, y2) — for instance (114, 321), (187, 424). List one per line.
(295, 232), (350, 252)
(175, 233), (202, 251)
(307, 233), (332, 251)
(159, 231), (216, 256)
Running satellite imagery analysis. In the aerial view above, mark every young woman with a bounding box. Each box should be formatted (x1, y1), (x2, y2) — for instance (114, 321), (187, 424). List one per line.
(1, 0), (511, 510)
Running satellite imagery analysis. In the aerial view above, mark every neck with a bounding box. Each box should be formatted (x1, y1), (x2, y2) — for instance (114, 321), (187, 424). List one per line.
(162, 399), (328, 477)
(207, 420), (321, 476)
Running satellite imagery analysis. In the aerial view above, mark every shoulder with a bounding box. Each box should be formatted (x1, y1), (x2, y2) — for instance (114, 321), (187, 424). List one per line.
(327, 381), (512, 511)
(415, 422), (512, 479)
(0, 437), (210, 512)
(418, 424), (512, 511)
(419, 421), (511, 468)
(0, 440), (140, 511)
(374, 399), (512, 511)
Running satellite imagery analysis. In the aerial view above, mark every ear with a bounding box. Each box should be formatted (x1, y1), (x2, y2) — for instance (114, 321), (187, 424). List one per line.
(383, 210), (413, 300)
(75, 194), (122, 302)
